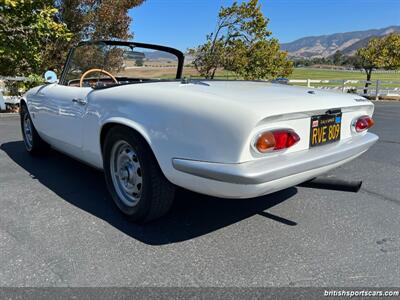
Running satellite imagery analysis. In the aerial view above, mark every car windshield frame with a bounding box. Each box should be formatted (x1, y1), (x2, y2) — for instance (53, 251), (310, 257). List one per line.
(59, 40), (185, 86)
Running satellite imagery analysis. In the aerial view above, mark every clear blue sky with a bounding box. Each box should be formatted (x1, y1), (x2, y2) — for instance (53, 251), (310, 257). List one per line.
(129, 0), (400, 51)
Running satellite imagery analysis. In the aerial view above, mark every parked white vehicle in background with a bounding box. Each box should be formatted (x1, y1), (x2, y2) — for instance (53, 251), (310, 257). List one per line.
(20, 41), (378, 222)
(0, 90), (5, 111)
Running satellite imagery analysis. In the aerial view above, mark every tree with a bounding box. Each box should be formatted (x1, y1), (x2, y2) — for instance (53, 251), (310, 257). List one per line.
(187, 38), (226, 79)
(188, 0), (292, 80)
(135, 58), (144, 67)
(356, 33), (400, 93)
(342, 55), (360, 67)
(332, 50), (343, 65)
(0, 0), (145, 77)
(46, 0), (145, 72)
(0, 0), (72, 76)
(225, 39), (292, 79)
(54, 0), (144, 41)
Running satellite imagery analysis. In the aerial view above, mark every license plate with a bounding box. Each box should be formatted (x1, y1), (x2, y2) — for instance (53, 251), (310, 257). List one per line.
(310, 113), (342, 147)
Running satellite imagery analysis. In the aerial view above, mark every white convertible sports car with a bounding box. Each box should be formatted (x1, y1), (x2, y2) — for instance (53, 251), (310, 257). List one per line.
(21, 41), (378, 222)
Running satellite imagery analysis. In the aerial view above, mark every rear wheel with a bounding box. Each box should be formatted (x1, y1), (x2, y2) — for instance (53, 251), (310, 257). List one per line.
(103, 126), (175, 223)
(20, 104), (50, 155)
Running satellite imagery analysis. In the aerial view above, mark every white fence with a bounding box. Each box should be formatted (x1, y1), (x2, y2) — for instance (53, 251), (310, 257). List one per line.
(288, 79), (400, 99)
(295, 67), (400, 74)
(0, 76), (31, 82)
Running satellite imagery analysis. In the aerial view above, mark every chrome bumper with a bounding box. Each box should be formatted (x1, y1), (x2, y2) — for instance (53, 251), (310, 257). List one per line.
(172, 133), (378, 184)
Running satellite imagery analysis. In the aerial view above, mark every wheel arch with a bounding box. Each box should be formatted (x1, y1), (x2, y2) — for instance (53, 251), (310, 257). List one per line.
(19, 98), (39, 129)
(20, 97), (27, 108)
(99, 118), (172, 182)
(100, 117), (153, 157)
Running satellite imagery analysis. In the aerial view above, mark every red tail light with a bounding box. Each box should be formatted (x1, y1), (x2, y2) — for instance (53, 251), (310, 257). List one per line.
(353, 116), (375, 133)
(255, 129), (300, 153)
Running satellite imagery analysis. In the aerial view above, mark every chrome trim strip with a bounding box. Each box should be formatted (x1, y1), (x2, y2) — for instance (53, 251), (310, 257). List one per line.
(172, 133), (379, 184)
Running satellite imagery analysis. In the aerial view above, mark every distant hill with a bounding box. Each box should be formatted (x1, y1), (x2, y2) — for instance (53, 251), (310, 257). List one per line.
(144, 50), (177, 61)
(281, 26), (400, 58)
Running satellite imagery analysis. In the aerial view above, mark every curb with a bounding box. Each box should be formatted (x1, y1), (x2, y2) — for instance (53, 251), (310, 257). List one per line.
(0, 112), (19, 118)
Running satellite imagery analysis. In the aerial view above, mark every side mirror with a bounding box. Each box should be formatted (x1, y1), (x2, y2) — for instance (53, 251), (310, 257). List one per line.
(44, 70), (58, 83)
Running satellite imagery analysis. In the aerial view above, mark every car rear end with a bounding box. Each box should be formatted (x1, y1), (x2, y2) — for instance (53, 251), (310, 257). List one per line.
(245, 103), (375, 160)
(170, 83), (378, 198)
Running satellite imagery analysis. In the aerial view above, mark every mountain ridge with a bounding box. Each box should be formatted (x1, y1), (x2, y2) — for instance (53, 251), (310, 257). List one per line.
(281, 26), (400, 58)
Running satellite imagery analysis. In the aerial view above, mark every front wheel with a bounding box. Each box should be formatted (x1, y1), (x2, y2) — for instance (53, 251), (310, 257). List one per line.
(20, 104), (50, 155)
(103, 126), (175, 223)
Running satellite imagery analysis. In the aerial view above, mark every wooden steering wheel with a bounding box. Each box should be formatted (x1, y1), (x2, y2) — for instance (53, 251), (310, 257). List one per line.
(79, 68), (118, 87)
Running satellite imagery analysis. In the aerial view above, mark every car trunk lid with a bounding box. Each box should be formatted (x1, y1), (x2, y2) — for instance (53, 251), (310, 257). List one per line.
(181, 80), (373, 116)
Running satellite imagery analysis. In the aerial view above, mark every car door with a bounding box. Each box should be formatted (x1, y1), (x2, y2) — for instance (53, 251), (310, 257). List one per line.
(35, 41), (120, 158)
(37, 84), (92, 157)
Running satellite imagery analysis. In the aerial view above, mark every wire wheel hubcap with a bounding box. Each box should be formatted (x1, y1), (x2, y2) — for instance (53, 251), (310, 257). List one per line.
(23, 113), (33, 150)
(110, 141), (143, 207)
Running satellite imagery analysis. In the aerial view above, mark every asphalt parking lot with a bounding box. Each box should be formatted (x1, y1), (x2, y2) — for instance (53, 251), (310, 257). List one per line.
(0, 102), (399, 287)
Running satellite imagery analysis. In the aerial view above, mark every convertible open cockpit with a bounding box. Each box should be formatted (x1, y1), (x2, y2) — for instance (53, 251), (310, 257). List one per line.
(60, 41), (184, 89)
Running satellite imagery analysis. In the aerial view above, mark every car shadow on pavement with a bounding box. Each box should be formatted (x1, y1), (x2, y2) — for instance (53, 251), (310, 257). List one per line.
(1, 141), (298, 245)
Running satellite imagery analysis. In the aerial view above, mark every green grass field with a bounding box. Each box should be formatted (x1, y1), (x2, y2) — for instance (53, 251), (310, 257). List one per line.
(186, 67), (400, 82)
(144, 66), (400, 97)
(287, 68), (400, 92)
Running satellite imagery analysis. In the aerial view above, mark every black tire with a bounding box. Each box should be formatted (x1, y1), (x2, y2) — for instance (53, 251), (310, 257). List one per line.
(20, 103), (50, 155)
(103, 126), (175, 223)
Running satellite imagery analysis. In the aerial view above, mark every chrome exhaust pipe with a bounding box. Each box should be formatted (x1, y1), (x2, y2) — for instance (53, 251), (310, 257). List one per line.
(299, 177), (362, 193)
